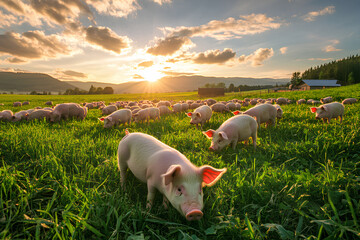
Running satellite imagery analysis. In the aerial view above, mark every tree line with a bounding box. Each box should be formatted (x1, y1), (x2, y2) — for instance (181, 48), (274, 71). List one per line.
(291, 54), (360, 87)
(203, 82), (275, 92)
(63, 85), (114, 95)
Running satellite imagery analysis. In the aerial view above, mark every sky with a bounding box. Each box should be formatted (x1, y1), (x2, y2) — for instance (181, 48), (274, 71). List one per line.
(0, 0), (359, 84)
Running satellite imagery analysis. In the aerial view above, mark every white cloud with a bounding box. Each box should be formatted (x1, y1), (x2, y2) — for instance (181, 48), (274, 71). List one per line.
(239, 48), (274, 66)
(303, 6), (335, 22)
(85, 0), (140, 18)
(280, 47), (288, 54)
(323, 40), (341, 52)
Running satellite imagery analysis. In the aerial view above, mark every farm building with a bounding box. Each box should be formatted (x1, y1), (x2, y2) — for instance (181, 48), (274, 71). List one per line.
(299, 80), (341, 90)
(198, 88), (225, 97)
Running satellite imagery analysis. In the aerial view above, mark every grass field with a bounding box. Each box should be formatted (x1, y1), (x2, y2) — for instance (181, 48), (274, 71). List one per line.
(1, 84), (359, 239)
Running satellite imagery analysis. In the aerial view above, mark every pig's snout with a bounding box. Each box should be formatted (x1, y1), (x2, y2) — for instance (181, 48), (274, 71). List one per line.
(209, 146), (215, 151)
(315, 116), (320, 120)
(186, 209), (203, 221)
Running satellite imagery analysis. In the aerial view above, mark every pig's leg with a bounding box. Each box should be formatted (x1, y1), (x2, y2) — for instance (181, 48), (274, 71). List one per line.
(231, 140), (237, 150)
(252, 133), (257, 150)
(339, 115), (343, 123)
(118, 161), (128, 189)
(162, 196), (169, 209)
(146, 182), (156, 209)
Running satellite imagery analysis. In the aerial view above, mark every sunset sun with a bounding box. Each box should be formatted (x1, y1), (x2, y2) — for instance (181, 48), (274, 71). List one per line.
(139, 68), (164, 82)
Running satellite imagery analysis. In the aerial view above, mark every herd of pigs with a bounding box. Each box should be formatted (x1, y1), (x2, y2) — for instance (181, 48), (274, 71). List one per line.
(0, 96), (358, 221)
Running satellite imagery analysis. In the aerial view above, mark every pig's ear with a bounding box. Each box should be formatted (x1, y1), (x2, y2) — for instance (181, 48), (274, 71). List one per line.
(310, 107), (317, 113)
(233, 110), (240, 115)
(98, 117), (105, 121)
(162, 165), (182, 186)
(218, 131), (228, 140)
(186, 112), (192, 117)
(202, 129), (215, 139)
(321, 106), (327, 111)
(107, 117), (112, 122)
(125, 129), (130, 135)
(196, 112), (201, 117)
(200, 166), (227, 187)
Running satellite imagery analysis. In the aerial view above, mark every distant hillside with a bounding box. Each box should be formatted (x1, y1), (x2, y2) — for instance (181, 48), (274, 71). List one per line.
(301, 54), (360, 85)
(0, 72), (76, 92)
(0, 72), (289, 94)
(110, 75), (289, 93)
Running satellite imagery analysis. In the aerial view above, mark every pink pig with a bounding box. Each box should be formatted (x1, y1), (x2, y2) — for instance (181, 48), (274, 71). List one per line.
(117, 131), (226, 221)
(203, 114), (257, 151)
(310, 102), (344, 123)
(186, 105), (212, 129)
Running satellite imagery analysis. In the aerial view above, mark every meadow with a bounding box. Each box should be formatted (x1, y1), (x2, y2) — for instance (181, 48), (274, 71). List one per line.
(0, 84), (359, 239)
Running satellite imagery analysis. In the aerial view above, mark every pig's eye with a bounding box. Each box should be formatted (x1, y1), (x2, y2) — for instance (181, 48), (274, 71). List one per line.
(176, 186), (183, 196)
(218, 139), (222, 143)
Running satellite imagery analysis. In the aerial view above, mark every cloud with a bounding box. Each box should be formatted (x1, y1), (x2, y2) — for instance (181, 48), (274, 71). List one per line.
(85, 0), (140, 18)
(308, 58), (333, 61)
(85, 26), (131, 54)
(323, 40), (341, 52)
(138, 61), (154, 68)
(238, 48), (274, 66)
(161, 71), (194, 76)
(3, 57), (27, 64)
(0, 10), (18, 27)
(0, 31), (72, 60)
(147, 36), (192, 56)
(280, 47), (288, 54)
(60, 70), (88, 78)
(153, 0), (172, 5)
(162, 14), (282, 40)
(133, 74), (144, 79)
(303, 6), (335, 22)
(0, 0), (42, 27)
(0, 0), (25, 14)
(192, 48), (236, 64)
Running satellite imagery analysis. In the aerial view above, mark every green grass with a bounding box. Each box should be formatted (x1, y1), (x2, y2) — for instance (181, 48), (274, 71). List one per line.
(1, 84), (360, 239)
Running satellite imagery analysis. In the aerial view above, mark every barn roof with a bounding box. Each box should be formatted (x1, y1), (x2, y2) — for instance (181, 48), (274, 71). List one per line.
(302, 79), (341, 87)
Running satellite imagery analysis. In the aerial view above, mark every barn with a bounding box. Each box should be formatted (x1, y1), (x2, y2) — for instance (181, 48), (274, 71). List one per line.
(198, 88), (225, 97)
(299, 80), (341, 90)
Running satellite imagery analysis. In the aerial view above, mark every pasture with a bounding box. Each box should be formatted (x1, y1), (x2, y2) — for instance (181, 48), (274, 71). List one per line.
(0, 84), (360, 239)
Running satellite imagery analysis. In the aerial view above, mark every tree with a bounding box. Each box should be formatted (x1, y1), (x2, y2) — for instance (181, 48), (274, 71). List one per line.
(290, 72), (302, 86)
(103, 87), (114, 94)
(88, 85), (96, 94)
(228, 83), (235, 92)
(347, 72), (355, 85)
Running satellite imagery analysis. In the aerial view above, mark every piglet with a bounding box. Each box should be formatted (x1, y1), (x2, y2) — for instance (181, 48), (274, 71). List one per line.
(118, 131), (226, 221)
(203, 114), (257, 151)
(99, 109), (132, 128)
(186, 105), (212, 129)
(310, 102), (344, 123)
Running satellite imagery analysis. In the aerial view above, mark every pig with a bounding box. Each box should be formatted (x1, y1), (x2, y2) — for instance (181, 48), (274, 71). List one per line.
(22, 101), (30, 105)
(0, 110), (14, 122)
(49, 103), (85, 122)
(133, 107), (160, 123)
(13, 102), (22, 107)
(181, 103), (189, 112)
(189, 102), (202, 110)
(241, 101), (249, 107)
(233, 104), (277, 129)
(342, 98), (357, 105)
(85, 103), (94, 109)
(297, 99), (306, 105)
(12, 110), (30, 122)
(186, 105), (212, 129)
(172, 103), (182, 113)
(210, 103), (230, 113)
(273, 104), (283, 121)
(320, 96), (333, 104)
(27, 109), (52, 121)
(45, 101), (53, 105)
(206, 99), (217, 106)
(117, 131), (226, 220)
(276, 97), (288, 105)
(203, 114), (257, 151)
(235, 103), (242, 110)
(102, 105), (118, 115)
(226, 102), (236, 111)
(99, 109), (132, 128)
(250, 99), (258, 105)
(158, 106), (172, 116)
(310, 102), (344, 123)
(157, 101), (171, 107)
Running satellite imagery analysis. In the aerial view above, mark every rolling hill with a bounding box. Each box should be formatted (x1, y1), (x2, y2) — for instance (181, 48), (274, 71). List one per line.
(0, 72), (76, 93)
(0, 72), (289, 94)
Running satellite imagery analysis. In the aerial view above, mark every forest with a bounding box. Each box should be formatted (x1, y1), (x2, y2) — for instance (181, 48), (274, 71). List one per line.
(301, 55), (360, 85)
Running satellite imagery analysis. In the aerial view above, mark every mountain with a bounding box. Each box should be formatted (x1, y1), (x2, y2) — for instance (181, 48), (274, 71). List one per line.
(109, 75), (289, 94)
(0, 72), (289, 94)
(0, 72), (76, 93)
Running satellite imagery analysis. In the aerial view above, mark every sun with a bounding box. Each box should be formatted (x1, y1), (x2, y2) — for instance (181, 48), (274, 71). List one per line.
(139, 68), (164, 82)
